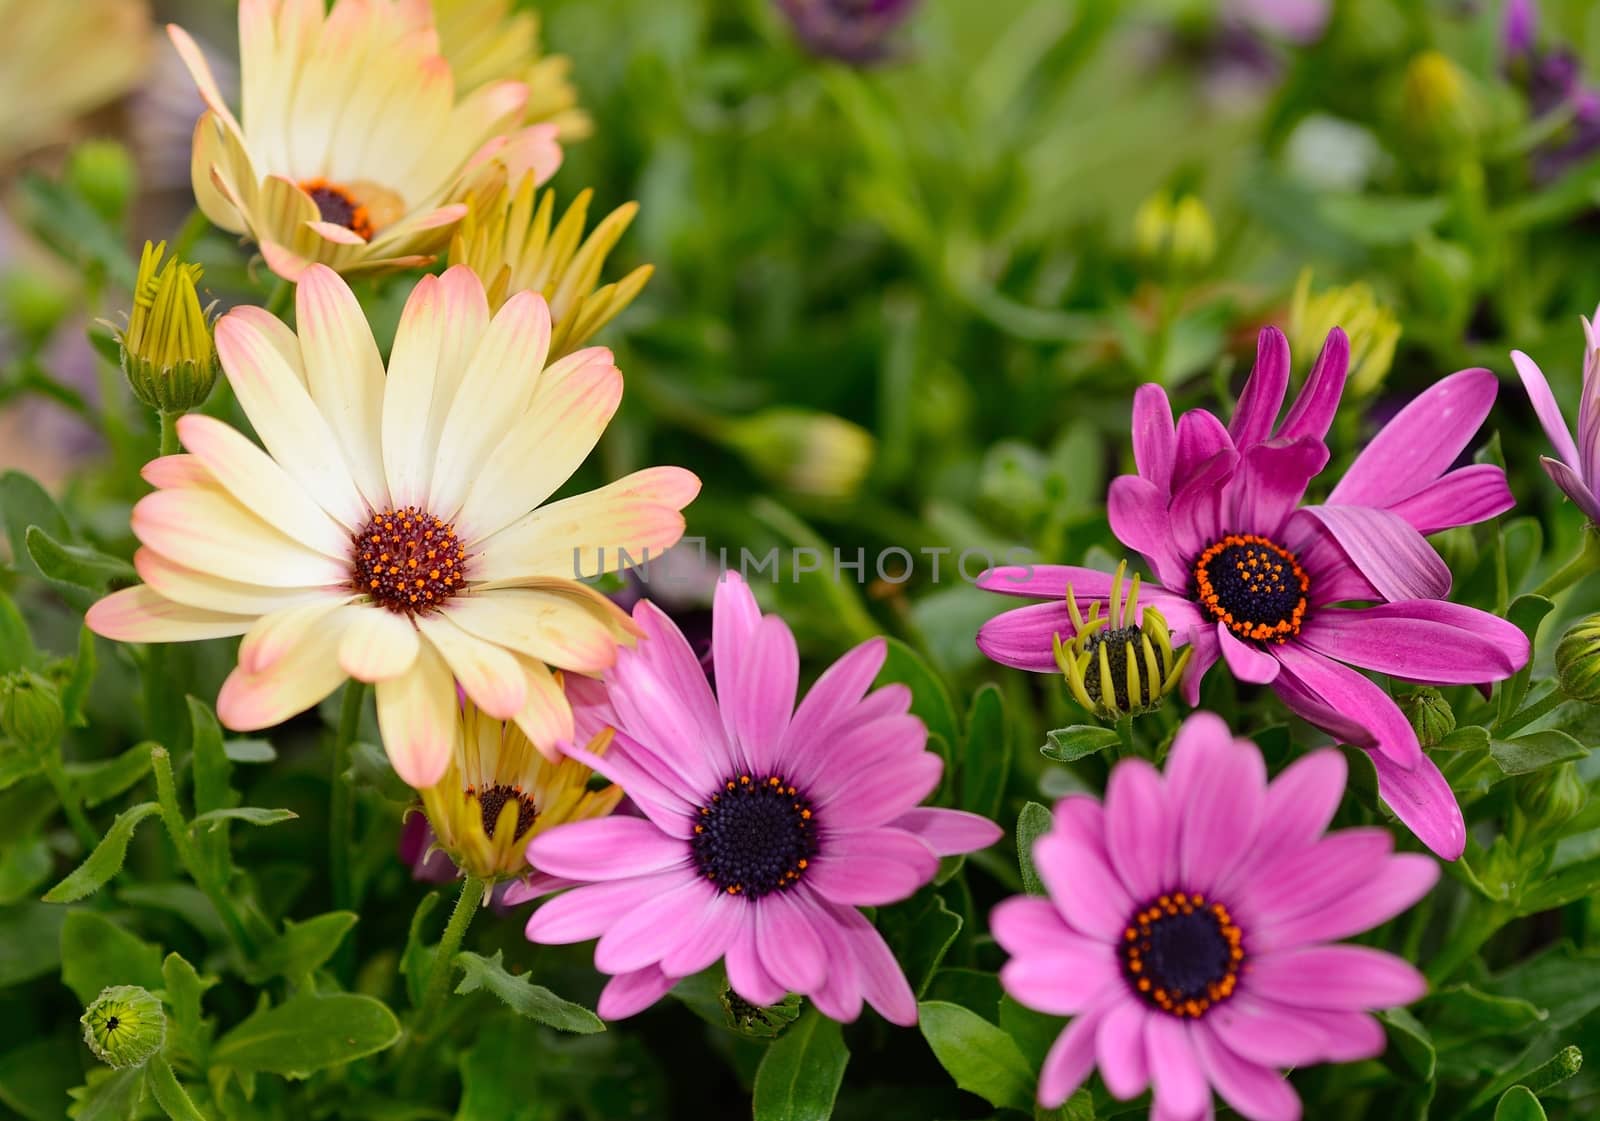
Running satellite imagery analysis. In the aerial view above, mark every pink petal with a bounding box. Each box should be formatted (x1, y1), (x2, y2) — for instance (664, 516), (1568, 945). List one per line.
(1270, 644), (1421, 769)
(1162, 711), (1235, 805)
(1174, 719), (1266, 893)
(1227, 437), (1329, 540)
(1168, 449), (1239, 562)
(1206, 994), (1331, 1068)
(725, 920), (786, 1006)
(1037, 1003), (1107, 1108)
(976, 564), (1116, 601)
(1278, 328), (1349, 444)
(723, 613), (799, 775)
(977, 602), (1079, 673)
(1217, 625), (1282, 685)
(1145, 1016), (1211, 1121)
(1229, 328), (1291, 449)
(889, 807), (1002, 856)
(756, 892), (828, 994)
(1511, 350), (1580, 467)
(1000, 944), (1119, 1015)
(1034, 834), (1133, 941)
(607, 600), (729, 791)
(524, 878), (671, 944)
(1257, 854), (1438, 950)
(991, 896), (1077, 957)
(1134, 383), (1178, 493)
(1296, 601), (1528, 686)
(828, 901), (917, 1025)
(1246, 945), (1426, 1010)
(1097, 998), (1151, 1099)
(1328, 368), (1497, 508)
(1104, 758), (1174, 902)
(1052, 794), (1107, 850)
(815, 751), (942, 828)
(1254, 748), (1346, 854)
(1174, 408), (1235, 481)
(806, 828), (939, 906)
(1193, 1025), (1302, 1121)
(1109, 475), (1189, 590)
(597, 965), (677, 1020)
(659, 891), (744, 977)
(1288, 505), (1451, 602)
(785, 637), (886, 741)
(1295, 1008), (1387, 1062)
(1368, 749), (1467, 861)
(1387, 465), (1514, 535)
(594, 874), (712, 972)
(804, 907), (864, 1023)
(527, 817), (689, 881)
(1541, 457), (1600, 523)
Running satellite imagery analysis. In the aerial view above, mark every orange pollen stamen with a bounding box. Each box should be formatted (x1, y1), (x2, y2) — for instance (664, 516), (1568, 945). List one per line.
(351, 506), (466, 616)
(298, 178), (375, 241)
(1120, 891), (1245, 1019)
(1193, 533), (1310, 644)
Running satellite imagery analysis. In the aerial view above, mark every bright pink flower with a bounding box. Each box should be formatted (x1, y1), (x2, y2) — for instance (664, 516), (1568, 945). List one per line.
(978, 328), (1526, 860)
(995, 712), (1436, 1120)
(1513, 303), (1600, 524)
(519, 573), (1001, 1023)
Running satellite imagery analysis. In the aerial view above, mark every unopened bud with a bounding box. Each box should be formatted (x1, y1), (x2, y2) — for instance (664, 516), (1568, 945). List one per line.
(1400, 51), (1480, 152)
(1517, 762), (1587, 834)
(1556, 614), (1600, 704)
(0, 670), (63, 753)
(82, 985), (165, 1069)
(1288, 269), (1400, 397)
(1134, 192), (1215, 277)
(1399, 687), (1455, 748)
(716, 408), (875, 501)
(66, 140), (136, 227)
(116, 241), (218, 415)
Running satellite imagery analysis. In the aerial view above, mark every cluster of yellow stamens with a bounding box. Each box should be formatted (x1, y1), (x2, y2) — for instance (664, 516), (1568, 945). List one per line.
(352, 507), (466, 615)
(1193, 533), (1310, 643)
(1053, 561), (1191, 719)
(1121, 892), (1245, 1019)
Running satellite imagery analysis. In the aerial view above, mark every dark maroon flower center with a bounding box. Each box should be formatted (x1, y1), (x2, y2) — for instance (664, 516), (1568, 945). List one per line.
(1194, 533), (1310, 643)
(299, 178), (374, 240)
(473, 783), (538, 840)
(1121, 891), (1244, 1018)
(352, 506), (467, 615)
(692, 774), (817, 899)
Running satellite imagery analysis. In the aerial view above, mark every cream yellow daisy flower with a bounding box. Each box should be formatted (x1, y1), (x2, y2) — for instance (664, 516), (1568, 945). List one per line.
(87, 264), (699, 788)
(428, 0), (591, 140)
(168, 0), (563, 281)
(420, 691), (622, 883)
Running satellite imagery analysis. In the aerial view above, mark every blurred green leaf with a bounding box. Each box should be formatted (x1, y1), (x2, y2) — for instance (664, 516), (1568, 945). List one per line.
(59, 910), (163, 1004)
(66, 743), (152, 807)
(752, 1009), (849, 1121)
(1017, 801), (1051, 895)
(189, 807), (297, 832)
(961, 684), (1010, 820)
(23, 527), (134, 595)
(880, 889), (963, 999)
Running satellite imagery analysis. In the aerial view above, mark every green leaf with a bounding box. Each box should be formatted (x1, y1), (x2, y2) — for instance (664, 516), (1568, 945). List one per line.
(1379, 1007), (1436, 1081)
(400, 891), (441, 1008)
(59, 910), (164, 1004)
(161, 952), (215, 1066)
(1432, 726), (1491, 752)
(454, 950), (605, 1033)
(752, 1009), (850, 1121)
(880, 889), (963, 998)
(188, 806), (297, 832)
(66, 1066), (145, 1121)
(1517, 855), (1600, 914)
(961, 684), (1010, 819)
(1490, 730), (1588, 776)
(1494, 1086), (1548, 1121)
(0, 1034), (81, 1121)
(0, 903), (66, 985)
(0, 470), (71, 583)
(0, 753), (40, 794)
(877, 637), (961, 755)
(1498, 595), (1555, 726)
(211, 992), (401, 1076)
(0, 589), (35, 672)
(1040, 725), (1120, 762)
(250, 911), (357, 983)
(1017, 801), (1052, 895)
(66, 743), (152, 807)
(24, 526), (135, 594)
(998, 994), (1064, 1073)
(42, 801), (160, 903)
(60, 626), (97, 728)
(1315, 193), (1448, 245)
(917, 1000), (1035, 1111)
(223, 738), (277, 764)
(0, 835), (51, 905)
(188, 699), (233, 815)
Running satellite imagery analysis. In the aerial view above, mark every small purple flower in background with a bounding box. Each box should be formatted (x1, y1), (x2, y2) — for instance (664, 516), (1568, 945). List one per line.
(978, 328), (1528, 860)
(521, 573), (1001, 1022)
(1500, 0), (1600, 179)
(776, 0), (921, 65)
(994, 712), (1436, 1117)
(1513, 303), (1600, 523)
(1224, 0), (1330, 45)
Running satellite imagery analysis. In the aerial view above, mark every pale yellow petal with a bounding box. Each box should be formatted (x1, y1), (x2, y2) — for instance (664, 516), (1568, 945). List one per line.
(86, 585), (256, 644)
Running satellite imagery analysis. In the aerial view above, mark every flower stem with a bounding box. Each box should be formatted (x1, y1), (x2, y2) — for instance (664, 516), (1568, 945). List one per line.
(1114, 715), (1136, 759)
(329, 682), (364, 981)
(1533, 529), (1600, 600)
(158, 411), (181, 457)
(413, 875), (485, 1039)
(1425, 899), (1511, 985)
(40, 755), (97, 851)
(264, 278), (294, 319)
(169, 207), (208, 261)
(151, 746), (257, 959)
(1495, 686), (1565, 738)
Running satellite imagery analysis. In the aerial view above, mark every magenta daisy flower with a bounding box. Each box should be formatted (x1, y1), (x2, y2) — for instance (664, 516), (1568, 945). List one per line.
(995, 712), (1437, 1119)
(1512, 302), (1600, 523)
(519, 573), (1002, 1023)
(978, 328), (1528, 859)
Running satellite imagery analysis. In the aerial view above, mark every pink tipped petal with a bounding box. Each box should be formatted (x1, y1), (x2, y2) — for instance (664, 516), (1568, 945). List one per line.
(336, 608), (421, 682)
(1036, 1003), (1106, 1109)
(1033, 834), (1134, 941)
(1105, 758), (1175, 902)
(1387, 465), (1515, 535)
(1278, 328), (1350, 444)
(1108, 475), (1189, 590)
(1297, 602), (1528, 686)
(414, 615), (526, 720)
(999, 943), (1119, 1016)
(1230, 327), (1291, 448)
(1145, 1016), (1211, 1121)
(1217, 625), (1282, 685)
(527, 817), (689, 881)
(1097, 999), (1151, 1100)
(1368, 749), (1467, 861)
(1247, 945), (1426, 1010)
(1193, 1027), (1302, 1121)
(597, 966), (677, 1020)
(1541, 457), (1600, 523)
(374, 646), (456, 787)
(1271, 643), (1422, 769)
(1289, 505), (1451, 602)
(1134, 383), (1179, 492)
(977, 602), (1079, 673)
(1260, 854), (1439, 949)
(991, 896), (1076, 957)
(890, 807), (1003, 856)
(806, 828), (938, 906)
(756, 893), (829, 994)
(87, 586), (256, 643)
(1329, 368), (1498, 508)
(1512, 350), (1580, 468)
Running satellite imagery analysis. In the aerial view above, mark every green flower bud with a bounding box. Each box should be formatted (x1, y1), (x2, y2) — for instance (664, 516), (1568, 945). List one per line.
(82, 985), (165, 1069)
(1288, 269), (1401, 398)
(0, 670), (64, 753)
(1399, 687), (1455, 748)
(1400, 51), (1479, 152)
(1133, 191), (1214, 277)
(1516, 763), (1587, 836)
(1556, 614), (1600, 704)
(1133, 192), (1176, 264)
(115, 241), (219, 415)
(66, 140), (137, 226)
(715, 408), (875, 502)
(0, 270), (73, 348)
(720, 986), (802, 1038)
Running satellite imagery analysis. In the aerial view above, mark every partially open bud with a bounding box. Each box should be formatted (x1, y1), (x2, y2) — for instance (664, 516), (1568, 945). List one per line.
(716, 408), (876, 502)
(115, 241), (218, 415)
(1288, 269), (1400, 397)
(0, 670), (64, 754)
(1053, 561), (1191, 721)
(1556, 614), (1600, 704)
(1399, 687), (1455, 748)
(82, 985), (165, 1069)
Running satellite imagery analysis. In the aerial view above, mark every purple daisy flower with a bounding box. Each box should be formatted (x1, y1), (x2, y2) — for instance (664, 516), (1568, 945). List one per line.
(776, 0), (920, 65)
(520, 573), (1002, 1023)
(977, 328), (1528, 859)
(1514, 305), (1600, 523)
(995, 712), (1437, 1119)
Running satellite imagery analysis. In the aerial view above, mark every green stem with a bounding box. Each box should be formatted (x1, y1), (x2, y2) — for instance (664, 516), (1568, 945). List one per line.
(1425, 899), (1511, 985)
(151, 747), (257, 959)
(1533, 529), (1600, 600)
(146, 1056), (206, 1121)
(329, 682), (364, 980)
(413, 875), (485, 1039)
(169, 207), (208, 261)
(158, 411), (181, 457)
(40, 756), (97, 850)
(1496, 687), (1565, 738)
(1114, 715), (1136, 760)
(264, 278), (294, 319)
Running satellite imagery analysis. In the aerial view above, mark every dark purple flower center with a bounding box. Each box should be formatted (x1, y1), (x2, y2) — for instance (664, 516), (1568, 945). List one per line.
(1194, 533), (1309, 644)
(692, 774), (817, 899)
(352, 506), (466, 615)
(300, 178), (374, 240)
(472, 783), (538, 840)
(1121, 892), (1244, 1018)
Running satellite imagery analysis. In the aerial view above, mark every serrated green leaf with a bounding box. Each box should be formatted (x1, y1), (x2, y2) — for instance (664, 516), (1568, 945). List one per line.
(1041, 725), (1120, 762)
(211, 992), (400, 1076)
(0, 590), (35, 673)
(24, 526), (135, 594)
(42, 801), (160, 904)
(1017, 801), (1051, 895)
(161, 952), (215, 1067)
(454, 950), (605, 1033)
(59, 910), (164, 1004)
(250, 911), (356, 983)
(0, 470), (71, 583)
(917, 1000), (1034, 1111)
(66, 1066), (144, 1121)
(752, 1009), (849, 1121)
(1494, 1086), (1548, 1121)
(65, 743), (152, 808)
(1490, 730), (1588, 776)
(188, 806), (296, 832)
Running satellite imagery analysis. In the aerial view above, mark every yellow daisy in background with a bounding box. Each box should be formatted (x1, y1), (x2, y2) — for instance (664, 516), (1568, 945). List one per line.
(420, 692), (623, 884)
(451, 172), (653, 358)
(87, 264), (699, 787)
(429, 0), (591, 140)
(169, 0), (564, 281)
(0, 0), (151, 164)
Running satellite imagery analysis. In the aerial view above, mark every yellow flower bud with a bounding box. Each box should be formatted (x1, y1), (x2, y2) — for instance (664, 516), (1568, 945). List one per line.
(115, 242), (218, 415)
(82, 985), (165, 1069)
(1288, 269), (1400, 397)
(715, 408), (876, 502)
